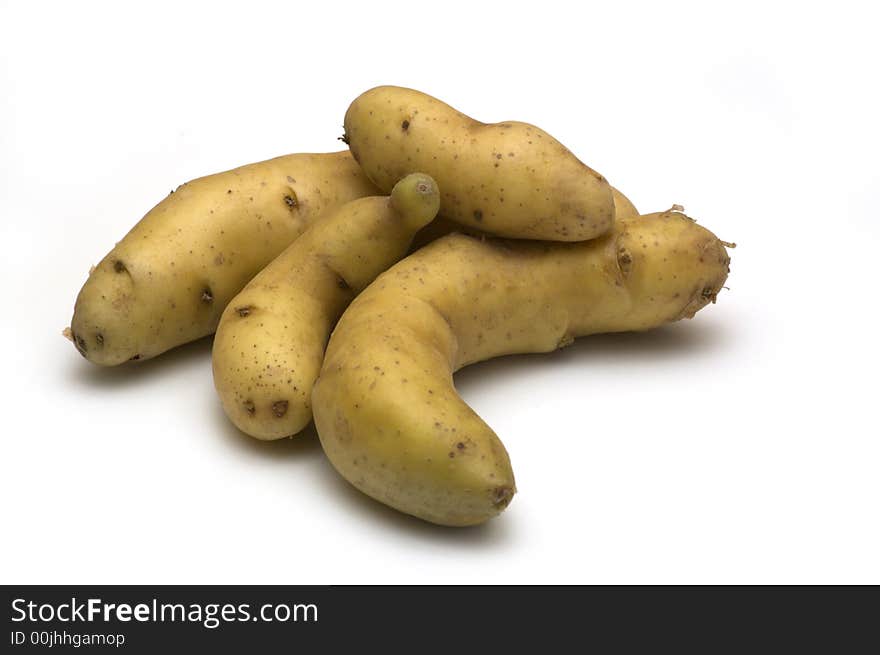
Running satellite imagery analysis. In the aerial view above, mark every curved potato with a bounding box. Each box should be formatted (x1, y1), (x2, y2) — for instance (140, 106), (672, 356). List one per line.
(312, 210), (732, 526)
(213, 174), (441, 440)
(69, 152), (379, 365)
(344, 86), (615, 241)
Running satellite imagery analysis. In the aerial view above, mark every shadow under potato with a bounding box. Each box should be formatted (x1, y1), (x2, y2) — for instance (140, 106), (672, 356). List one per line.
(62, 314), (727, 536)
(212, 406), (325, 460)
(312, 454), (516, 544)
(454, 319), (730, 395)
(63, 335), (215, 391)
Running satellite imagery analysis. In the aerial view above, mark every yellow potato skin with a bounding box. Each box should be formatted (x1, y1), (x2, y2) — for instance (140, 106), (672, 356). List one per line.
(611, 187), (639, 222)
(409, 186), (639, 251)
(344, 86), (615, 241)
(312, 211), (732, 526)
(69, 152), (378, 365)
(212, 174), (440, 440)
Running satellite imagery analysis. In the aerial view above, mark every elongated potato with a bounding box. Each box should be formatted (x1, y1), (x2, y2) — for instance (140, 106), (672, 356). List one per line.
(213, 174), (441, 440)
(68, 152), (379, 365)
(344, 86), (615, 241)
(312, 210), (732, 526)
(409, 186), (639, 252)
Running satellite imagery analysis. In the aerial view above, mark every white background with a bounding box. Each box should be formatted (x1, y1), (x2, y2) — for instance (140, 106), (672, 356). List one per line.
(1, 0), (878, 584)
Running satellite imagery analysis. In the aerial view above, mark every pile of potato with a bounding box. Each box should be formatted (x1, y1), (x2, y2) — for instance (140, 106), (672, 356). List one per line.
(67, 86), (733, 527)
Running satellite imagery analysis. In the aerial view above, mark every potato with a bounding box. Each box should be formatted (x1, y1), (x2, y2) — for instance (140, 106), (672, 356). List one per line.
(68, 152), (378, 365)
(312, 210), (733, 526)
(611, 187), (639, 222)
(212, 173), (441, 440)
(408, 186), (639, 252)
(343, 86), (616, 241)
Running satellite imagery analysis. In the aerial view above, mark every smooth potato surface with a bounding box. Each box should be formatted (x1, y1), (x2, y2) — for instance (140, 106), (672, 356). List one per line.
(409, 186), (639, 251)
(69, 152), (378, 365)
(312, 211), (732, 526)
(611, 187), (639, 222)
(344, 86), (616, 241)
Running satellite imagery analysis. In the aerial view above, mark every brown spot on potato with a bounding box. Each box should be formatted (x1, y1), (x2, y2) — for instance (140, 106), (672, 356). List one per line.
(492, 486), (514, 508)
(473, 209), (483, 222)
(113, 260), (127, 273)
(201, 288), (214, 304)
(401, 120), (410, 131)
(617, 248), (633, 275)
(236, 306), (252, 317)
(95, 333), (104, 348)
(336, 275), (351, 291)
(272, 400), (289, 417)
(129, 354), (141, 361)
(284, 193), (298, 209)
(243, 400), (255, 416)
